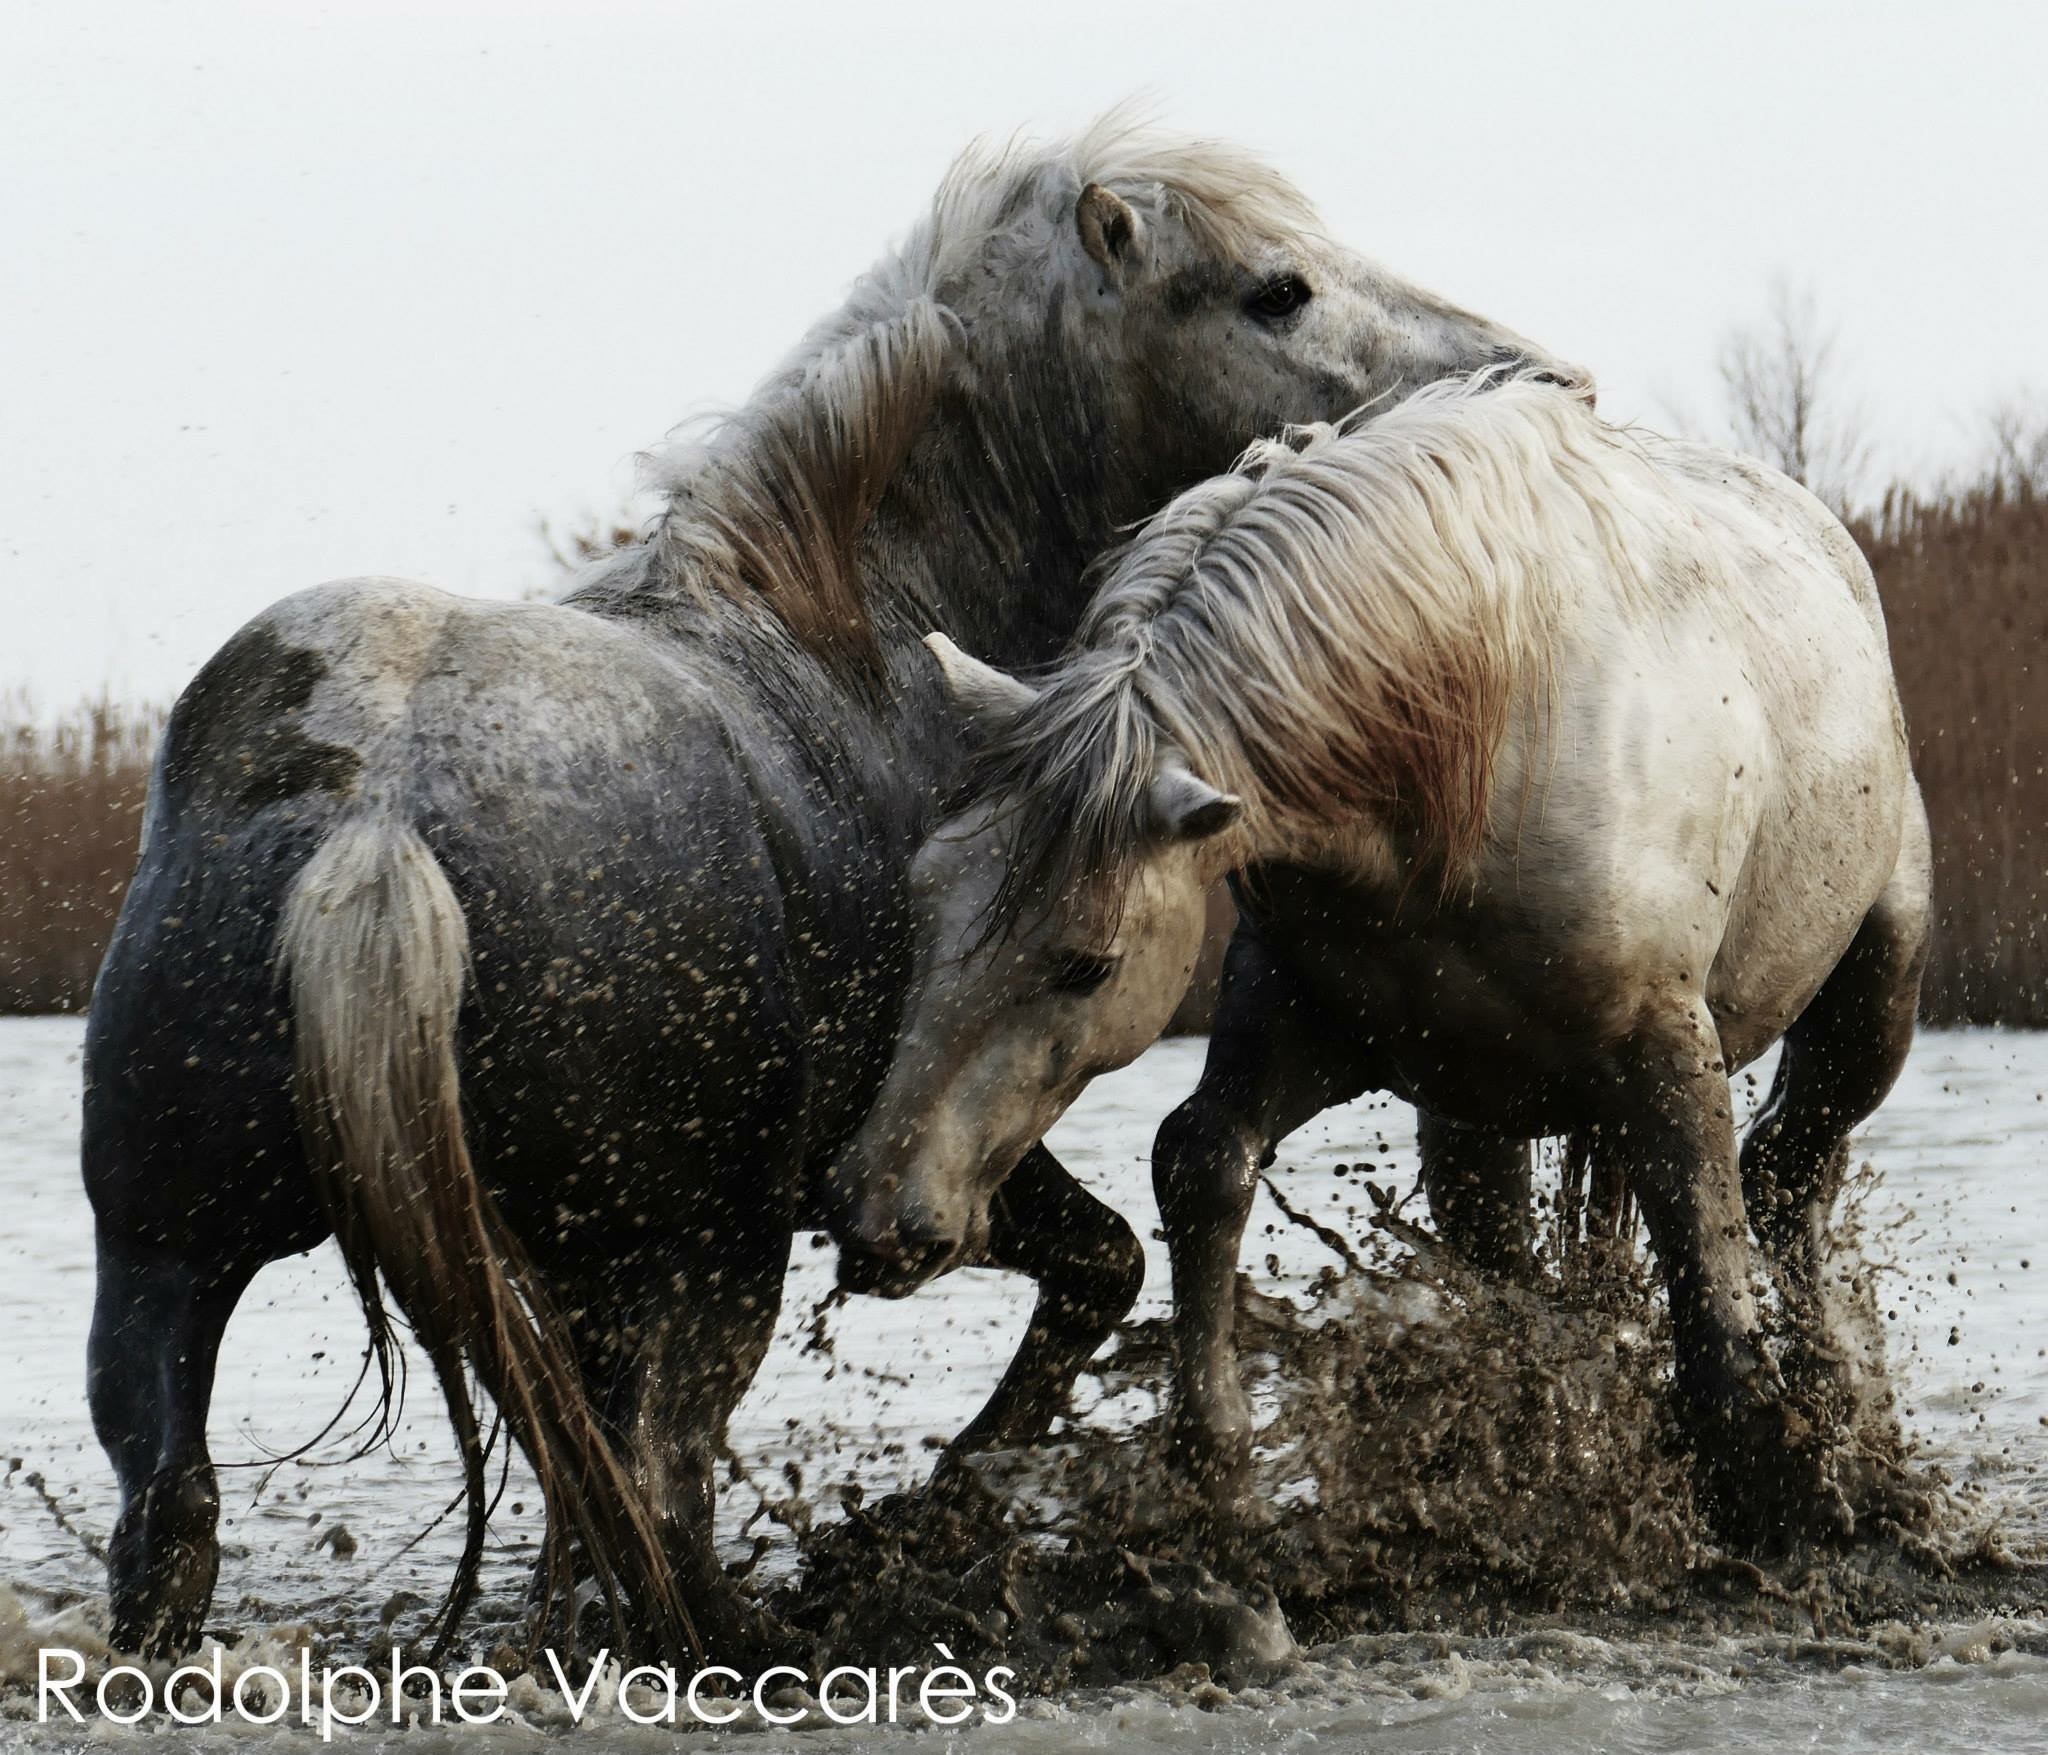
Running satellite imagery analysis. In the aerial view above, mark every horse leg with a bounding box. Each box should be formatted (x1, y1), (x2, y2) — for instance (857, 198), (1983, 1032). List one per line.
(89, 1234), (259, 1658)
(525, 1240), (790, 1666)
(518, 1262), (653, 1648)
(1152, 928), (1365, 1521)
(1741, 817), (1930, 1415)
(1417, 1112), (1536, 1276)
(951, 1144), (1146, 1453)
(1606, 1001), (1810, 1547)
(616, 1233), (795, 1669)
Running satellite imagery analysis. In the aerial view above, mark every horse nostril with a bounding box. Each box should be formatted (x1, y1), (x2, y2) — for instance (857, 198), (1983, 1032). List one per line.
(841, 1207), (961, 1295)
(1491, 346), (1597, 408)
(894, 1217), (959, 1272)
(1530, 365), (1598, 408)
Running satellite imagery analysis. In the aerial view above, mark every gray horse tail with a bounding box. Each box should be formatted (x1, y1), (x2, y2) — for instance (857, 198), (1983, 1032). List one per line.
(277, 814), (697, 1663)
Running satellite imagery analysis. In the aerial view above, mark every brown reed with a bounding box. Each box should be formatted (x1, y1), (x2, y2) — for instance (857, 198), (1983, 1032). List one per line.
(1859, 485), (2046, 1025)
(0, 696), (162, 1013)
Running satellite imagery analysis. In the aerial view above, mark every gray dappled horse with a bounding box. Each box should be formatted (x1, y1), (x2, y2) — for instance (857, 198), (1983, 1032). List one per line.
(82, 119), (1587, 1665)
(832, 377), (1929, 1548)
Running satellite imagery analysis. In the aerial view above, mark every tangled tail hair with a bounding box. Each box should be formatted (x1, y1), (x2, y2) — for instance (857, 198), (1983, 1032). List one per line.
(278, 814), (698, 1664)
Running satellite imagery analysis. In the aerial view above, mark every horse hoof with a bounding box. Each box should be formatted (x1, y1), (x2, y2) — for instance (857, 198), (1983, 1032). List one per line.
(1150, 1566), (1296, 1683)
(697, 1589), (809, 1678)
(1693, 1402), (1856, 1556)
(108, 1470), (222, 1659)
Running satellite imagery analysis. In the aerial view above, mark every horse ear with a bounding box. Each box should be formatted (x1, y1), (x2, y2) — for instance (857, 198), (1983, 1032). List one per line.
(1149, 757), (1241, 844)
(1075, 182), (1144, 284)
(923, 632), (1039, 732)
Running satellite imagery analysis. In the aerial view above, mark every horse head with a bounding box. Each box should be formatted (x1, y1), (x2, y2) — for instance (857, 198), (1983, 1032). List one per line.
(927, 119), (1593, 517)
(830, 638), (1237, 1296)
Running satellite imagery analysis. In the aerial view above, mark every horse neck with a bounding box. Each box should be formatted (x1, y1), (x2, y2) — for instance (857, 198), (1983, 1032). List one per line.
(1116, 564), (1539, 883)
(617, 332), (1195, 782)
(859, 376), (1162, 673)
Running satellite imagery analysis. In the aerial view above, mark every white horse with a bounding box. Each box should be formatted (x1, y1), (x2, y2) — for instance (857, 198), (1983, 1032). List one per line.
(831, 374), (1930, 1547)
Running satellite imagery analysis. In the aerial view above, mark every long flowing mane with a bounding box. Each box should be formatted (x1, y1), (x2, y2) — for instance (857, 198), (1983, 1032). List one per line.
(974, 374), (1663, 918)
(637, 111), (1321, 664)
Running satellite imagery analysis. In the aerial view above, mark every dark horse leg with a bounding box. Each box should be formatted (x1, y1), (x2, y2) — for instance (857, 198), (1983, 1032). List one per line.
(951, 1144), (1146, 1453)
(546, 1227), (797, 1669)
(1741, 814), (1930, 1418)
(89, 1236), (263, 1657)
(84, 869), (320, 1660)
(1417, 1113), (1536, 1276)
(1152, 927), (1367, 1518)
(1604, 998), (1807, 1547)
(633, 1234), (795, 1665)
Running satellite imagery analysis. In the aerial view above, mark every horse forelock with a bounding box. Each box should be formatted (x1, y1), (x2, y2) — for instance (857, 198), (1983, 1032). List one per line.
(971, 647), (1166, 945)
(645, 110), (1322, 671)
(980, 374), (1660, 920)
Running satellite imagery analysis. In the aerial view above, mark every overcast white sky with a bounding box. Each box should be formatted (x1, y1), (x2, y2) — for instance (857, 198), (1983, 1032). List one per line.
(5, 0), (2044, 706)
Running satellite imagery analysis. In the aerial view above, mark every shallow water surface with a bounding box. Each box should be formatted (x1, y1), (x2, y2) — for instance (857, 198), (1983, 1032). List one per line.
(4, 1019), (2047, 1749)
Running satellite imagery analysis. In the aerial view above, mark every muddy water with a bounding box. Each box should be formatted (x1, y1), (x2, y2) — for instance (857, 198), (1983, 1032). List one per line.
(4, 1018), (2048, 1748)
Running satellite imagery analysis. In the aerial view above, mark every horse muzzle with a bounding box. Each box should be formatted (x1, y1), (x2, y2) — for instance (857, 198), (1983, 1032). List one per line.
(1531, 361), (1597, 407)
(833, 1205), (966, 1299)
(1489, 344), (1597, 408)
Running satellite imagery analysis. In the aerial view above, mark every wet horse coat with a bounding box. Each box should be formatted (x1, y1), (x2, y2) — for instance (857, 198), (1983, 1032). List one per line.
(832, 378), (1929, 1544)
(80, 120), (1585, 1663)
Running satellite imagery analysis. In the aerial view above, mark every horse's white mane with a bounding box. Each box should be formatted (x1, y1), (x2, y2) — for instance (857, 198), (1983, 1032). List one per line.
(977, 374), (1666, 913)
(639, 109), (1322, 663)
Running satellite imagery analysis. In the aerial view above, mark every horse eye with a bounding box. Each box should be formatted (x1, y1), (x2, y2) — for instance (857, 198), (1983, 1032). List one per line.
(1245, 274), (1312, 322)
(1047, 950), (1120, 996)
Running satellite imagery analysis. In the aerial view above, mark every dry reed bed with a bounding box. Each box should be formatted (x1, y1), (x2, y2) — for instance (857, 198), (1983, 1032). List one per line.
(1858, 488), (2046, 1025)
(0, 701), (161, 1013)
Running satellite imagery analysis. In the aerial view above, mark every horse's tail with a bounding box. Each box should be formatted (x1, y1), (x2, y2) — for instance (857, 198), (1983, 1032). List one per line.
(277, 813), (697, 1663)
